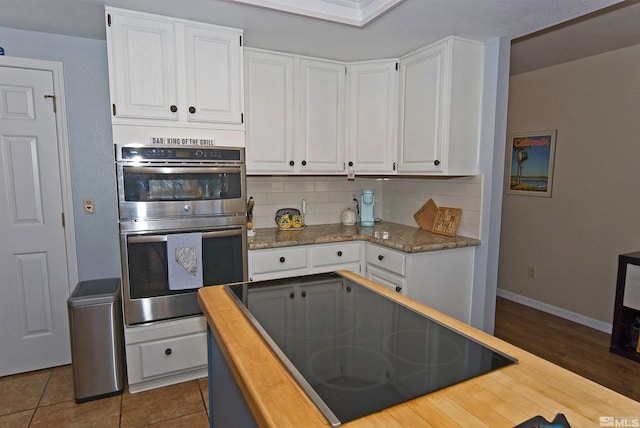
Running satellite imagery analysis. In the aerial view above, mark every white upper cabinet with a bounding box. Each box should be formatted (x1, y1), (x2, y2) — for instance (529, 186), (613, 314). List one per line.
(184, 25), (243, 124)
(298, 58), (346, 173)
(347, 60), (398, 174)
(398, 37), (483, 175)
(244, 49), (345, 174)
(106, 7), (243, 129)
(244, 50), (295, 172)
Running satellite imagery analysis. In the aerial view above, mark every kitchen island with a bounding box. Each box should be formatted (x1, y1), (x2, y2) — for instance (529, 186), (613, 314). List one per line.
(198, 271), (640, 427)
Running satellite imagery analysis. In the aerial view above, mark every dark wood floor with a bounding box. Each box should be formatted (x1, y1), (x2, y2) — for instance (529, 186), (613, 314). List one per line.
(494, 297), (640, 402)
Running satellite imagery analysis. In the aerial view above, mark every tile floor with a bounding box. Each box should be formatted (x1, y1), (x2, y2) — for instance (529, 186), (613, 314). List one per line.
(0, 365), (209, 427)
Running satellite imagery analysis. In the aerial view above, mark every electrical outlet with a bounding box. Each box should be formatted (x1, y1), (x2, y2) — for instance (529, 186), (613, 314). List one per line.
(83, 198), (95, 214)
(527, 266), (536, 279)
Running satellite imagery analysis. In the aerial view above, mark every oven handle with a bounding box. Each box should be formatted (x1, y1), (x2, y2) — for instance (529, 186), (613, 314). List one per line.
(123, 166), (241, 175)
(127, 228), (243, 243)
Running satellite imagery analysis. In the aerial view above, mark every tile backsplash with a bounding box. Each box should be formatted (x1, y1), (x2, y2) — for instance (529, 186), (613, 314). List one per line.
(247, 176), (383, 228)
(247, 175), (482, 238)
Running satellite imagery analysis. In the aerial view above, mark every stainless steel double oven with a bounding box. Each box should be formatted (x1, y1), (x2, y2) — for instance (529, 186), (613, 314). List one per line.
(115, 144), (247, 326)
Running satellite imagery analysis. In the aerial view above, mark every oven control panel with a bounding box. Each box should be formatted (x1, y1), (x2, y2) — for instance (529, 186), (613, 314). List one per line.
(118, 145), (243, 162)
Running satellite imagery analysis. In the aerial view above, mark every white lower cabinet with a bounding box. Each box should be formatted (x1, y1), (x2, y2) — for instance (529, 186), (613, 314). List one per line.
(249, 242), (362, 281)
(365, 242), (474, 323)
(125, 316), (207, 393)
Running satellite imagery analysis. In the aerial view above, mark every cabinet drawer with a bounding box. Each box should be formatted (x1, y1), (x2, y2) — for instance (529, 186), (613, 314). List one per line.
(138, 332), (207, 379)
(312, 242), (360, 267)
(251, 247), (308, 275)
(366, 244), (405, 276)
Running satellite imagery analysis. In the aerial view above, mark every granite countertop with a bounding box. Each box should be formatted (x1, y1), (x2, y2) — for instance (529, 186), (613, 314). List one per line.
(248, 221), (480, 253)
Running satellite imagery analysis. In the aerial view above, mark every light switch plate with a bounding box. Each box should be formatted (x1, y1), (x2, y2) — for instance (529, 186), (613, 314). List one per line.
(83, 198), (95, 214)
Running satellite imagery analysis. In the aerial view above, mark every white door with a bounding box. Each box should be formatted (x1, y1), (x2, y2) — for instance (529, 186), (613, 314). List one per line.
(0, 64), (72, 375)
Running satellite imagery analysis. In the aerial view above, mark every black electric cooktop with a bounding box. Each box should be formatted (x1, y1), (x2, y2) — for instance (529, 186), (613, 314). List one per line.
(226, 272), (516, 426)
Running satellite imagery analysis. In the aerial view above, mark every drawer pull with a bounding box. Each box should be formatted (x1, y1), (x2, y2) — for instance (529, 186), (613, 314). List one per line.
(378, 255), (384, 261)
(279, 256), (286, 263)
(395, 286), (402, 293)
(337, 251), (342, 257)
(189, 106), (196, 114)
(164, 348), (172, 356)
(301, 291), (307, 298)
(289, 292), (295, 299)
(170, 105), (177, 113)
(289, 160), (295, 166)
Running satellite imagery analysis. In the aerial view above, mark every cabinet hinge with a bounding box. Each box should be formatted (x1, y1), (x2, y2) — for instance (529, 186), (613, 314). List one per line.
(107, 13), (111, 27)
(241, 112), (244, 124)
(393, 162), (396, 171)
(61, 212), (65, 228)
(112, 104), (116, 116)
(239, 35), (243, 46)
(395, 62), (399, 71)
(345, 66), (347, 75)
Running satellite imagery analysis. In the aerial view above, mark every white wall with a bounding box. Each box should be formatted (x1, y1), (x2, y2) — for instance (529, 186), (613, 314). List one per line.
(499, 43), (640, 326)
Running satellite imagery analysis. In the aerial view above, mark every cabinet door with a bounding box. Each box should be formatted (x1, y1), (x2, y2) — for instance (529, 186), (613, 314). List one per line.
(366, 264), (406, 295)
(107, 11), (179, 120)
(299, 59), (346, 173)
(397, 44), (445, 173)
(347, 61), (398, 174)
(185, 25), (243, 124)
(244, 50), (295, 173)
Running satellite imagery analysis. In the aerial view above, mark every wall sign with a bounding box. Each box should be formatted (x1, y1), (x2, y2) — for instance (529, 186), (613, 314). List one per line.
(150, 137), (216, 146)
(506, 130), (557, 197)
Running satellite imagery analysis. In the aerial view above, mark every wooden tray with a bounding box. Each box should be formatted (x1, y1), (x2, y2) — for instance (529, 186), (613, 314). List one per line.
(413, 199), (439, 231)
(432, 207), (462, 237)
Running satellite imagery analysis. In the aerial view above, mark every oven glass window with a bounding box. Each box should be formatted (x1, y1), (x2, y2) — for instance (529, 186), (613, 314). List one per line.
(127, 230), (244, 299)
(123, 169), (242, 202)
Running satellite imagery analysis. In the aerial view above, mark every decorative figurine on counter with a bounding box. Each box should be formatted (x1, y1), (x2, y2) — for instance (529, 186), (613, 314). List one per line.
(247, 196), (256, 237)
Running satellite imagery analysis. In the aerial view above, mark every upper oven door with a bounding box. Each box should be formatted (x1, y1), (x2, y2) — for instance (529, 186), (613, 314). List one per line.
(116, 164), (246, 220)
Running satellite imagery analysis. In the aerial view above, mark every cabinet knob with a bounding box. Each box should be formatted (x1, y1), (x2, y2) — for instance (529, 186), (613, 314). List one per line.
(348, 161), (353, 167)
(170, 105), (178, 113)
(165, 348), (172, 356)
(434, 159), (441, 166)
(395, 286), (402, 293)
(279, 256), (286, 263)
(301, 291), (306, 298)
(378, 255), (384, 261)
(346, 286), (352, 293)
(301, 160), (307, 166)
(289, 160), (295, 166)
(337, 251), (342, 257)
(289, 292), (294, 299)
(189, 106), (196, 114)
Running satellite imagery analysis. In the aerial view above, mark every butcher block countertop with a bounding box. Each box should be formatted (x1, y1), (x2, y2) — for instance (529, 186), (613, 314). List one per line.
(198, 271), (640, 427)
(248, 221), (481, 253)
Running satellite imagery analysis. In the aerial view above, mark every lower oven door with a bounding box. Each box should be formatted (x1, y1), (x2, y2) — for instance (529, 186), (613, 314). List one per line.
(121, 225), (247, 325)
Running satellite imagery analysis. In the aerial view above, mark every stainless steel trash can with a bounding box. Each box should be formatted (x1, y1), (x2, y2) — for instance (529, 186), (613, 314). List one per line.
(67, 278), (125, 403)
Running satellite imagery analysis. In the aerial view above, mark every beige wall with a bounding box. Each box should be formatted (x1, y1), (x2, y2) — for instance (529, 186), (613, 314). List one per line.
(499, 43), (640, 326)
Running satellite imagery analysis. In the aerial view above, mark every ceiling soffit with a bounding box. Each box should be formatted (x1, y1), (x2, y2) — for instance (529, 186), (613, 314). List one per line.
(224, 0), (407, 26)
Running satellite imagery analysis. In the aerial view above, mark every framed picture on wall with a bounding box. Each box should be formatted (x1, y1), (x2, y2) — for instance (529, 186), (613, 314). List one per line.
(506, 130), (557, 197)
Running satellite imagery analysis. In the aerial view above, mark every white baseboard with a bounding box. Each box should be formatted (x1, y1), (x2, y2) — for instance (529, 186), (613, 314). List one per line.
(496, 289), (612, 334)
